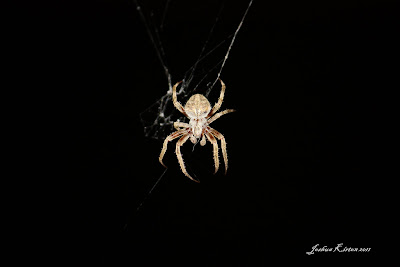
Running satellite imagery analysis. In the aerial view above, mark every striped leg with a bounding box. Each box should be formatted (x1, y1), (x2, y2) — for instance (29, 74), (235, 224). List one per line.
(159, 129), (187, 167)
(208, 127), (228, 174)
(205, 131), (220, 174)
(208, 109), (235, 124)
(175, 134), (199, 182)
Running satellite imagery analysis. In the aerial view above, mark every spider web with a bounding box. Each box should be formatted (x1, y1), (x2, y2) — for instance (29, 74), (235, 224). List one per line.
(125, 1), (253, 227)
(137, 0), (253, 141)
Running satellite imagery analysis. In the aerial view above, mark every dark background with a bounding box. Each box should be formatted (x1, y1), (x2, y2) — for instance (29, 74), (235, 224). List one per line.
(31, 0), (397, 265)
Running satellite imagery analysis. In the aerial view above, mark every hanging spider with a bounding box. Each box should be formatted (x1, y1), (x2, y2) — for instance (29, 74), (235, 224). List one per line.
(159, 78), (235, 182)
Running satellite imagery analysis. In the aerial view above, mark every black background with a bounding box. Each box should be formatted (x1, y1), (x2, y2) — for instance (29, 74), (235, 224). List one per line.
(30, 0), (397, 265)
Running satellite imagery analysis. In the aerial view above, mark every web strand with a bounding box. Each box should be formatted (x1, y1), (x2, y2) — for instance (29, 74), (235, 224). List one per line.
(182, 3), (225, 92)
(206, 0), (253, 97)
(123, 168), (168, 231)
(159, 0), (171, 31)
(133, 0), (172, 91)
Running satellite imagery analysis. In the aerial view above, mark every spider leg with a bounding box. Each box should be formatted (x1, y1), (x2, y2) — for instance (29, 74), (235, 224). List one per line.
(207, 79), (226, 118)
(207, 109), (235, 124)
(175, 134), (199, 183)
(208, 127), (229, 175)
(174, 122), (190, 130)
(205, 131), (219, 174)
(159, 129), (187, 168)
(172, 81), (187, 116)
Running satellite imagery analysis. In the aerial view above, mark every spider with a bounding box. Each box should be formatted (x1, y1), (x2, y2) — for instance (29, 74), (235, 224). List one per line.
(159, 78), (235, 182)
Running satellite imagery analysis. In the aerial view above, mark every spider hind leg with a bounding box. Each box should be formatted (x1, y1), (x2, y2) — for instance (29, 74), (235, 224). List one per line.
(175, 134), (199, 183)
(159, 129), (187, 167)
(205, 131), (220, 174)
(208, 127), (228, 174)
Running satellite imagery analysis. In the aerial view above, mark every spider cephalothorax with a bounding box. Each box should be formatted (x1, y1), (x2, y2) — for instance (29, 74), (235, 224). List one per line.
(159, 79), (235, 182)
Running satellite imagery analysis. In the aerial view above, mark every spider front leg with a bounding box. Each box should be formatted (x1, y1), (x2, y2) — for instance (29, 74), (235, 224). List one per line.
(208, 127), (228, 174)
(159, 129), (187, 168)
(175, 134), (199, 183)
(207, 79), (226, 118)
(172, 81), (187, 116)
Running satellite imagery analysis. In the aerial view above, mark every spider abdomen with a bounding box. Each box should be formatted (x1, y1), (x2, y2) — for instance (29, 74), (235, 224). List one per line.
(184, 94), (211, 118)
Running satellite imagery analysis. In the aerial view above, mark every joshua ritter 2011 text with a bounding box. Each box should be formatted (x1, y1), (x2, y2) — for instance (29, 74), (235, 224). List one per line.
(306, 243), (371, 255)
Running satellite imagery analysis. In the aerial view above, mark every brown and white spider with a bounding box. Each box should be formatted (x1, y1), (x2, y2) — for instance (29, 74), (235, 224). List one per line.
(159, 79), (235, 182)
